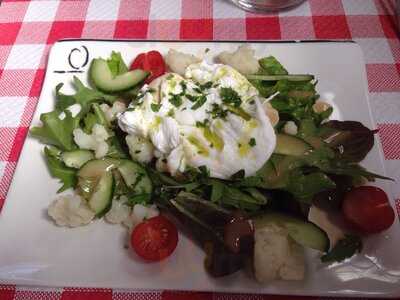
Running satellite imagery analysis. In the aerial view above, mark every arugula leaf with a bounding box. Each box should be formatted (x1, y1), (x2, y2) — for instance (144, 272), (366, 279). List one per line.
(210, 179), (225, 202)
(55, 76), (117, 114)
(126, 193), (152, 207)
(44, 146), (77, 192)
(321, 235), (362, 263)
(286, 171), (336, 203)
(55, 83), (75, 111)
(30, 110), (77, 151)
(106, 51), (128, 77)
(107, 136), (129, 159)
(83, 112), (97, 133)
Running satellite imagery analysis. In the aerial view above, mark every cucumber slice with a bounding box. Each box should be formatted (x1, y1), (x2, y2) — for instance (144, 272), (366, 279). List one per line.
(254, 212), (330, 252)
(274, 134), (311, 156)
(246, 74), (314, 82)
(61, 150), (94, 169)
(88, 171), (114, 217)
(117, 160), (152, 195)
(90, 58), (149, 92)
(78, 158), (120, 178)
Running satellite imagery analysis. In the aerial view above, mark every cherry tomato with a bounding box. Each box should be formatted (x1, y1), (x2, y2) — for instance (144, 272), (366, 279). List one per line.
(130, 51), (166, 83)
(342, 186), (395, 234)
(131, 215), (178, 261)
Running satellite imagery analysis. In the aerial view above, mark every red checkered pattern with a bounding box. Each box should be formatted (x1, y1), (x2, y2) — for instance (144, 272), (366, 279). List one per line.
(0, 0), (399, 299)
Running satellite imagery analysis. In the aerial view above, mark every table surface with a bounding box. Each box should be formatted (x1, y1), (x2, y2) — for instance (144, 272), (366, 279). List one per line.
(0, 0), (399, 299)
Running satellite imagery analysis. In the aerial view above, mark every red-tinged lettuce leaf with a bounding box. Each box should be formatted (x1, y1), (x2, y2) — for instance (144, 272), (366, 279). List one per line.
(321, 234), (362, 263)
(319, 120), (376, 163)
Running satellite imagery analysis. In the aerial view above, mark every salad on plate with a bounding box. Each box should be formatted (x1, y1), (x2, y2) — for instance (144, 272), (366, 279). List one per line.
(30, 45), (396, 283)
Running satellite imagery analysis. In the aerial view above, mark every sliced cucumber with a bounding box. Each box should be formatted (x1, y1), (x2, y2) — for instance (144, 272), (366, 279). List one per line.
(254, 212), (330, 252)
(117, 160), (152, 195)
(61, 150), (94, 169)
(88, 171), (114, 217)
(78, 158), (120, 178)
(90, 58), (149, 92)
(246, 74), (314, 82)
(274, 134), (311, 156)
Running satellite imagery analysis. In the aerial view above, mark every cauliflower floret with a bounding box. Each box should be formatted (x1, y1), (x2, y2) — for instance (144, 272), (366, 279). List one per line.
(48, 195), (95, 227)
(254, 223), (305, 282)
(100, 101), (126, 122)
(283, 121), (298, 136)
(122, 204), (159, 230)
(125, 134), (154, 163)
(105, 196), (132, 224)
(218, 45), (260, 75)
(73, 124), (110, 159)
(165, 49), (201, 76)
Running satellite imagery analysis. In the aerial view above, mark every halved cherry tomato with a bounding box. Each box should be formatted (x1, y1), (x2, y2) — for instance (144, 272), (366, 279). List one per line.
(130, 51), (166, 84)
(342, 186), (395, 234)
(131, 215), (178, 261)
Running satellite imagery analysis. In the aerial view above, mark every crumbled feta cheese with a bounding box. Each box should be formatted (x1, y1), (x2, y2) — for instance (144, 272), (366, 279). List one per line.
(73, 124), (110, 158)
(254, 223), (305, 282)
(283, 121), (298, 136)
(48, 195), (95, 227)
(125, 134), (154, 163)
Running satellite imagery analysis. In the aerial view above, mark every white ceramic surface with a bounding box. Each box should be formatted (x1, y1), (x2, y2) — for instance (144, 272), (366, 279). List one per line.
(0, 40), (399, 297)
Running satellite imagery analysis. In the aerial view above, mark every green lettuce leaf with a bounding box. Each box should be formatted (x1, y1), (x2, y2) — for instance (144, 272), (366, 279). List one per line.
(44, 146), (77, 192)
(258, 56), (288, 75)
(30, 110), (77, 151)
(55, 76), (117, 113)
(106, 51), (128, 77)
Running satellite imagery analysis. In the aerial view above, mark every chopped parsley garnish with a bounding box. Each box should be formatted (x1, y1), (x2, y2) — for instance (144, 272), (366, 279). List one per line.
(205, 48), (210, 53)
(167, 108), (175, 117)
(195, 119), (209, 128)
(166, 74), (174, 80)
(249, 138), (256, 147)
(209, 103), (228, 119)
(151, 103), (161, 112)
(220, 87), (242, 108)
(180, 81), (187, 94)
(191, 95), (207, 110)
(200, 81), (213, 90)
(186, 94), (198, 102)
(169, 94), (183, 107)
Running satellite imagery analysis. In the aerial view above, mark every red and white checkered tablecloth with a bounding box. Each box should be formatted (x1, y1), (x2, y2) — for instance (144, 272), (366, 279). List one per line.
(0, 0), (399, 299)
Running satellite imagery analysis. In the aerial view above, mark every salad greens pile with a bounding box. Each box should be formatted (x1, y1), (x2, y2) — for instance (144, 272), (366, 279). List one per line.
(31, 49), (388, 278)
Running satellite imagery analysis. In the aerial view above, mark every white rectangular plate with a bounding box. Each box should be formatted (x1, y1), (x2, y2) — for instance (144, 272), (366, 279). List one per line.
(1, 40), (400, 297)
